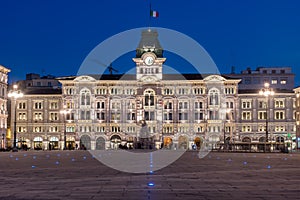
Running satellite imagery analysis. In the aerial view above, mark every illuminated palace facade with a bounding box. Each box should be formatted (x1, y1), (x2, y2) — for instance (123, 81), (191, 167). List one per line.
(10, 30), (297, 151)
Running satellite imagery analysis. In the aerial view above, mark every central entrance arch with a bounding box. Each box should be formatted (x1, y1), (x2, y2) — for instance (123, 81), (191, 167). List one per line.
(80, 135), (91, 150)
(178, 135), (188, 150)
(110, 135), (121, 149)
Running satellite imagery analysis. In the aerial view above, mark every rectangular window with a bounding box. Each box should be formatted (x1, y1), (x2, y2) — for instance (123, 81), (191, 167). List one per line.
(194, 101), (203, 109)
(178, 88), (189, 95)
(242, 126), (251, 132)
(96, 126), (106, 133)
(18, 113), (27, 120)
(242, 101), (251, 109)
(80, 110), (91, 120)
(178, 101), (188, 109)
(145, 111), (155, 121)
(225, 87), (235, 94)
(275, 111), (285, 120)
(226, 102), (234, 109)
(126, 126), (136, 133)
(271, 79), (277, 84)
(164, 112), (173, 121)
(275, 126), (285, 132)
(280, 79), (287, 85)
(49, 102), (58, 109)
(66, 113), (74, 120)
(127, 112), (136, 121)
(275, 100), (284, 108)
(17, 126), (26, 133)
(34, 102), (42, 109)
(195, 126), (204, 133)
(164, 102), (173, 109)
(125, 88), (136, 95)
(258, 111), (267, 120)
(33, 126), (42, 132)
(34, 112), (43, 120)
(96, 112), (105, 120)
(18, 102), (26, 109)
(193, 87), (204, 95)
(164, 88), (174, 95)
(258, 101), (267, 109)
(49, 126), (58, 132)
(97, 101), (105, 109)
(49, 112), (59, 121)
(111, 126), (121, 132)
(178, 112), (188, 120)
(194, 112), (203, 121)
(111, 102), (121, 109)
(242, 111), (251, 120)
(163, 126), (173, 133)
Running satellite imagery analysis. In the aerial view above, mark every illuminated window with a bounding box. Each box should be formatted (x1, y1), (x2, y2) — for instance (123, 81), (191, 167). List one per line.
(280, 80), (287, 85)
(274, 111), (285, 120)
(242, 101), (251, 109)
(242, 111), (251, 120)
(258, 111), (267, 120)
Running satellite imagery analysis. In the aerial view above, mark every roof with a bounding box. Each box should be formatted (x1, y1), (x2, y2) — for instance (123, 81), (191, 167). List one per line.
(238, 89), (294, 94)
(57, 74), (240, 81)
(23, 87), (62, 95)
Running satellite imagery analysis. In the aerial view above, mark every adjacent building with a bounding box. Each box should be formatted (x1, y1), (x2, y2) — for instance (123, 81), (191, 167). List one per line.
(0, 65), (10, 149)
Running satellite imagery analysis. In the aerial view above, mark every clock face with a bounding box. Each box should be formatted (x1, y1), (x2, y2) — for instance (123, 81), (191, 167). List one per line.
(145, 56), (154, 65)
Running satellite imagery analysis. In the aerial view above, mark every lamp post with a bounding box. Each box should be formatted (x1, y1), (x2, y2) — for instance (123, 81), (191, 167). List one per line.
(8, 85), (23, 152)
(224, 109), (232, 151)
(259, 82), (274, 152)
(60, 109), (70, 150)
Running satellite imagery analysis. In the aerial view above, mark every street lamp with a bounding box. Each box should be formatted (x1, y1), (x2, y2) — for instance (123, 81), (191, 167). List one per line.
(8, 85), (23, 152)
(221, 108), (231, 151)
(259, 82), (274, 152)
(60, 109), (70, 150)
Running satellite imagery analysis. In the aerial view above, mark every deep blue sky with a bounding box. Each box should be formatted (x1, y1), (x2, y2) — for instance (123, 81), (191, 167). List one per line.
(1, 0), (300, 85)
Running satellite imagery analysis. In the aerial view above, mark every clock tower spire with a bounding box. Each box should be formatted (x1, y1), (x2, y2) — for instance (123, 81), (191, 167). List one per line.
(133, 29), (166, 82)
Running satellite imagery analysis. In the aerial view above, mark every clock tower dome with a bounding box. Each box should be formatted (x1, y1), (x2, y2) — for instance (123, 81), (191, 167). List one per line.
(133, 29), (166, 82)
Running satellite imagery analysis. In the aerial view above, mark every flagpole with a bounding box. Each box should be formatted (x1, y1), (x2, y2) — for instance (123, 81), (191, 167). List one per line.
(148, 2), (151, 30)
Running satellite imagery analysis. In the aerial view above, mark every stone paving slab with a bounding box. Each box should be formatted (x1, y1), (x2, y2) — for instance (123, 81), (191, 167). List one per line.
(0, 151), (299, 200)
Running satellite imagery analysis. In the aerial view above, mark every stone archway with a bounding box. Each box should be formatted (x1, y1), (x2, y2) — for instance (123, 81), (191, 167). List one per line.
(80, 135), (91, 150)
(96, 137), (106, 150)
(110, 135), (121, 149)
(178, 135), (189, 150)
(242, 137), (251, 150)
(49, 136), (59, 150)
(163, 137), (173, 149)
(33, 137), (43, 150)
(194, 137), (203, 150)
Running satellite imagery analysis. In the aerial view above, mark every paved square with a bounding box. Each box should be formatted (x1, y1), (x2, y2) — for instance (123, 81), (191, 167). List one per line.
(0, 151), (299, 200)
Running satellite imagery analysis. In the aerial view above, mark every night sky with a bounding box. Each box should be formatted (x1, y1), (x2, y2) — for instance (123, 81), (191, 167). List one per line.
(1, 0), (300, 85)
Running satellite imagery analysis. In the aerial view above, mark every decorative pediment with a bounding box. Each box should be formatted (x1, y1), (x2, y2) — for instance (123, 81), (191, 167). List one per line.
(140, 75), (158, 83)
(74, 75), (96, 82)
(203, 75), (226, 82)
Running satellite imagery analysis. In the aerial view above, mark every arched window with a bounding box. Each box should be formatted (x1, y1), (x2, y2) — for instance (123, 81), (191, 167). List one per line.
(144, 89), (155, 106)
(80, 89), (91, 106)
(209, 89), (220, 105)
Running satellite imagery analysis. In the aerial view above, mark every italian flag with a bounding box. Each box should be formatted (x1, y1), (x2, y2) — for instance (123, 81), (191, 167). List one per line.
(150, 10), (159, 18)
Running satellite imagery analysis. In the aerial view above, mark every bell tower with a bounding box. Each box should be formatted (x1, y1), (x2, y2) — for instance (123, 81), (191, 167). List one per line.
(133, 29), (166, 82)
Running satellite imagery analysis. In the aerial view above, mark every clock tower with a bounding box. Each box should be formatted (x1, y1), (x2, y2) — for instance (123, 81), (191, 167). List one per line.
(133, 29), (166, 82)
